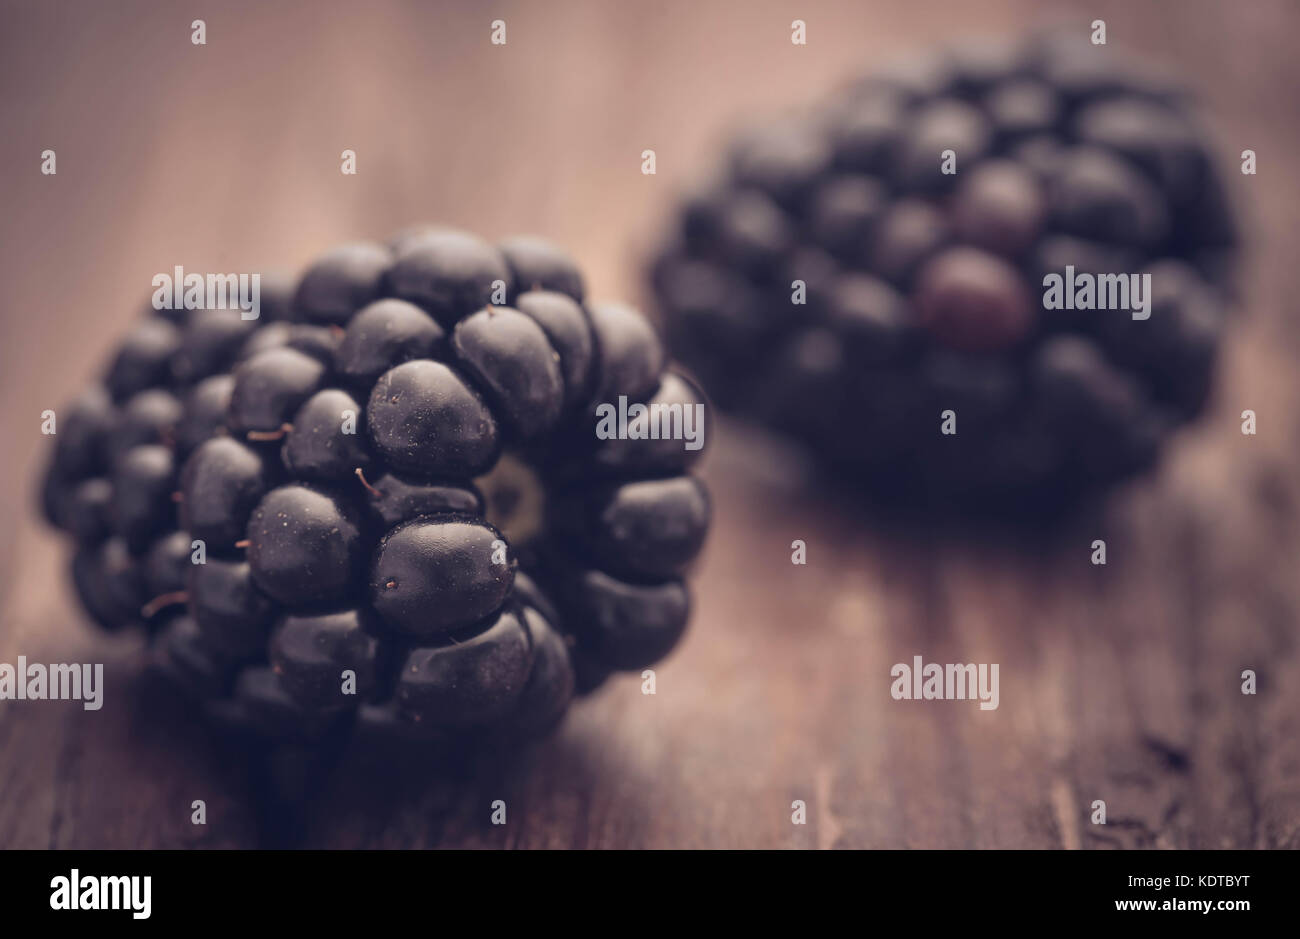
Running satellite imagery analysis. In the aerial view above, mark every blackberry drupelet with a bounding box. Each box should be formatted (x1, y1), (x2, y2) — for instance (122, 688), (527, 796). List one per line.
(40, 227), (710, 751)
(651, 34), (1238, 508)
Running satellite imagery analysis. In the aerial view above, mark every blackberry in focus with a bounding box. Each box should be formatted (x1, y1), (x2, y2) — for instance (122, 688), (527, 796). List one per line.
(40, 228), (710, 753)
(651, 34), (1238, 509)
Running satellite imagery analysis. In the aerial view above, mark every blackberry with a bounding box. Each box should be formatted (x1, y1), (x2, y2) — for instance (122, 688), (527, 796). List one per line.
(281, 389), (372, 481)
(269, 610), (383, 709)
(110, 444), (177, 551)
(228, 348), (327, 435)
(386, 229), (513, 325)
(450, 306), (566, 434)
(365, 359), (501, 477)
(245, 484), (364, 607)
(369, 517), (513, 638)
(190, 558), (280, 658)
(335, 299), (445, 386)
(292, 243), (391, 327)
(514, 290), (595, 408)
(360, 472), (483, 530)
(104, 319), (181, 401)
(652, 34), (1237, 508)
(394, 606), (535, 729)
(41, 227), (710, 754)
(180, 437), (276, 548)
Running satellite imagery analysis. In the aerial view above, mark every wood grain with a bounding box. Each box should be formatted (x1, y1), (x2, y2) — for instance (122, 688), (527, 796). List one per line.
(1, 0), (1298, 848)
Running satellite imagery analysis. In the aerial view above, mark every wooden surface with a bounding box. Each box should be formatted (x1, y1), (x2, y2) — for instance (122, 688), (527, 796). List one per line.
(2, 0), (1299, 848)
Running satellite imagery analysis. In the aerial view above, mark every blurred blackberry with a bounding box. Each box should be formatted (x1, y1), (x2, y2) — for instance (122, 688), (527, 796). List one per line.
(652, 34), (1238, 509)
(40, 229), (710, 752)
